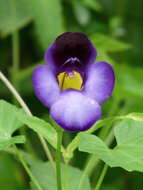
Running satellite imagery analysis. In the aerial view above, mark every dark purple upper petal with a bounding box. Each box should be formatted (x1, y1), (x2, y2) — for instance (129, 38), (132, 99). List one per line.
(50, 90), (101, 132)
(45, 32), (97, 74)
(32, 65), (60, 107)
(83, 61), (115, 104)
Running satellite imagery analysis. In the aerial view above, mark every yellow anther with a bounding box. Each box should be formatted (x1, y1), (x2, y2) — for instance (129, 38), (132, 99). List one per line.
(58, 71), (83, 91)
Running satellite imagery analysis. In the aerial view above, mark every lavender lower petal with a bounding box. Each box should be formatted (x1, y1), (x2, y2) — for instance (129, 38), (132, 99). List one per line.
(50, 90), (101, 132)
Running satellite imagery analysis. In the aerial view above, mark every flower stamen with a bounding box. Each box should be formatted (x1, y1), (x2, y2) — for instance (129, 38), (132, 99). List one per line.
(58, 71), (83, 91)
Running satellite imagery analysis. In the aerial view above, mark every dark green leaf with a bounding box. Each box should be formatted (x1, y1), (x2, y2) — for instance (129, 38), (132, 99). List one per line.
(115, 64), (143, 98)
(15, 61), (44, 95)
(15, 62), (44, 81)
(0, 152), (26, 190)
(28, 0), (64, 50)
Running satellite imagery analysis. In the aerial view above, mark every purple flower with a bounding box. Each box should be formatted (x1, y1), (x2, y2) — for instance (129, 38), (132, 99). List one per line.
(32, 32), (115, 132)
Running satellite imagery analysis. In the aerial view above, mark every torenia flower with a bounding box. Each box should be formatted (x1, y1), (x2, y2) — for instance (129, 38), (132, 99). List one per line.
(32, 32), (115, 132)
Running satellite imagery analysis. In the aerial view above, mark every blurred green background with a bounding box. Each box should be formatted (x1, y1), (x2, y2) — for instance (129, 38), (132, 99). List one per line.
(0, 0), (143, 189)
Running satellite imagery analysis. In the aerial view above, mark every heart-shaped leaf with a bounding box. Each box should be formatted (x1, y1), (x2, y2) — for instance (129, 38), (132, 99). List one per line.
(79, 118), (143, 172)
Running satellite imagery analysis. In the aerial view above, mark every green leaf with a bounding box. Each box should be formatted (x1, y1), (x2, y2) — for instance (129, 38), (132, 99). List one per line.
(29, 0), (64, 50)
(65, 116), (121, 160)
(0, 152), (27, 190)
(0, 100), (25, 150)
(26, 159), (91, 190)
(81, 0), (102, 12)
(15, 61), (44, 81)
(90, 33), (131, 53)
(14, 61), (44, 95)
(79, 119), (143, 172)
(115, 64), (143, 98)
(0, 0), (32, 37)
(14, 111), (57, 149)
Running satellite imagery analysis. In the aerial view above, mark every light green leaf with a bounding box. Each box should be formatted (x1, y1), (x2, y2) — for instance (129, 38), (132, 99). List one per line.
(65, 116), (121, 160)
(0, 100), (25, 150)
(73, 2), (91, 26)
(0, 136), (25, 150)
(90, 33), (131, 52)
(26, 159), (91, 190)
(0, 0), (32, 37)
(127, 113), (143, 121)
(15, 111), (57, 149)
(28, 0), (64, 50)
(79, 134), (111, 161)
(79, 118), (143, 172)
(109, 16), (124, 37)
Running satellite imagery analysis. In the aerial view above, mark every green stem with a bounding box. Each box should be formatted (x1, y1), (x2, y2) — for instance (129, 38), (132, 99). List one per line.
(99, 97), (120, 140)
(13, 145), (43, 190)
(11, 30), (19, 107)
(11, 0), (19, 89)
(94, 164), (108, 190)
(78, 156), (99, 190)
(64, 161), (69, 190)
(12, 31), (19, 89)
(39, 135), (56, 173)
(56, 130), (63, 190)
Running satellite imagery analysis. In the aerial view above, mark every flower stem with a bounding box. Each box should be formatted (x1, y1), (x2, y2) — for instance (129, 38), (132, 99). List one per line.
(78, 156), (99, 190)
(99, 97), (120, 140)
(13, 145), (43, 190)
(56, 129), (63, 190)
(94, 164), (108, 190)
(0, 71), (56, 173)
(64, 161), (69, 190)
